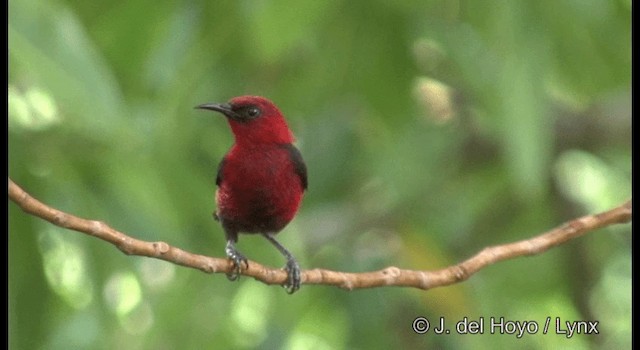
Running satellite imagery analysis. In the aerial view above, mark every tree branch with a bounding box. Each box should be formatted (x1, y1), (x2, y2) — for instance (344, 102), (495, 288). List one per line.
(8, 178), (632, 291)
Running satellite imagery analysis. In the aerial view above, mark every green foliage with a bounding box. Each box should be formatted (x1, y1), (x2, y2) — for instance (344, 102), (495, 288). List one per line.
(9, 0), (630, 349)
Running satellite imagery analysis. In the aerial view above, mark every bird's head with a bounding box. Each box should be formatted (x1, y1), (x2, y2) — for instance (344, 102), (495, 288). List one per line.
(196, 96), (295, 145)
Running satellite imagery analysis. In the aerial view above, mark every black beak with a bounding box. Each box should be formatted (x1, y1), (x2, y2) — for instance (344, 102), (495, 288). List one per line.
(195, 103), (241, 120)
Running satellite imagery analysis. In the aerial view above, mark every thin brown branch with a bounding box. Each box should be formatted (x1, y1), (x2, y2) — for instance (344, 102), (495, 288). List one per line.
(8, 178), (632, 291)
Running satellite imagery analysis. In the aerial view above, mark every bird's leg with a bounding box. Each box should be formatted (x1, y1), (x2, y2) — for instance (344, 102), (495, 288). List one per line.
(224, 238), (248, 281)
(262, 233), (301, 294)
(220, 222), (248, 281)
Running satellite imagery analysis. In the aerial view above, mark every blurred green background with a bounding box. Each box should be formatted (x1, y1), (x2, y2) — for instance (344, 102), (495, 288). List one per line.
(9, 0), (631, 349)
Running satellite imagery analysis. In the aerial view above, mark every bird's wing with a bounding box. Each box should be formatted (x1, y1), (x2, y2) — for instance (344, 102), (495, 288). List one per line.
(283, 144), (308, 190)
(216, 156), (227, 187)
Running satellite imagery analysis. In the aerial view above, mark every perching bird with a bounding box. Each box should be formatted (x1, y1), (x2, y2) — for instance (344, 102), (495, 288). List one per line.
(196, 96), (307, 293)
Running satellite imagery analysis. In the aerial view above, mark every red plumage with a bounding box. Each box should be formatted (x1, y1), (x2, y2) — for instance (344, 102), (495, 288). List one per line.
(196, 96), (307, 293)
(216, 143), (305, 234)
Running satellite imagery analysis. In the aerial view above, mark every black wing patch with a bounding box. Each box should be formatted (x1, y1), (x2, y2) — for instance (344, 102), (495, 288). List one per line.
(283, 144), (308, 190)
(216, 156), (226, 187)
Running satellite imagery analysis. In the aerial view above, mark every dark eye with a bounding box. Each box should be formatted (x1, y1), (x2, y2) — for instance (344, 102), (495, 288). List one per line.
(246, 107), (261, 118)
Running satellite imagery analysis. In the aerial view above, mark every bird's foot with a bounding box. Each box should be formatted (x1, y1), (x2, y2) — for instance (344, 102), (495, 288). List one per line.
(225, 244), (248, 281)
(283, 258), (301, 294)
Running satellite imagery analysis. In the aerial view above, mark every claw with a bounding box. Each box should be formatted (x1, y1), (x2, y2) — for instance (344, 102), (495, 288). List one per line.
(283, 259), (301, 294)
(225, 241), (248, 281)
(260, 233), (302, 294)
(226, 252), (248, 281)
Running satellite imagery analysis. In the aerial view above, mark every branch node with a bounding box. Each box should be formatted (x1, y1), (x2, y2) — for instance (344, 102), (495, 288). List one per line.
(525, 239), (542, 255)
(382, 266), (401, 285)
(202, 261), (217, 274)
(152, 241), (171, 255)
(53, 212), (69, 228)
(13, 181), (30, 205)
(418, 271), (430, 289)
(452, 265), (467, 281)
(340, 272), (354, 291)
(118, 237), (135, 255)
(382, 266), (400, 276)
(89, 220), (106, 236)
(562, 220), (582, 234)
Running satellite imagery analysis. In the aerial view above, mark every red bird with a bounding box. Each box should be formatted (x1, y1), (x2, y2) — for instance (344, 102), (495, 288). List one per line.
(196, 96), (307, 293)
